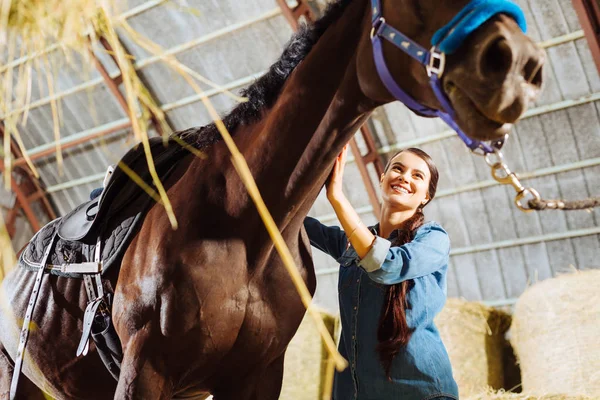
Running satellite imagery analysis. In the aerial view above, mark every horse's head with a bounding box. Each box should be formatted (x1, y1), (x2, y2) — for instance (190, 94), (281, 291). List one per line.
(357, 0), (545, 141)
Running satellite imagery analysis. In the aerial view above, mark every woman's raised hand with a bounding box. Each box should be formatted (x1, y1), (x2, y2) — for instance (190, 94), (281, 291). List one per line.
(326, 144), (349, 202)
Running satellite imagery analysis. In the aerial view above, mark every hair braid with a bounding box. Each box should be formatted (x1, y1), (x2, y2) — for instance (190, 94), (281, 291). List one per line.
(376, 209), (425, 379)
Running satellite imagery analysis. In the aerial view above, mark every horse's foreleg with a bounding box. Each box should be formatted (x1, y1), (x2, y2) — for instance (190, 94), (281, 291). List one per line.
(212, 353), (285, 400)
(0, 343), (46, 400)
(251, 353), (285, 400)
(0, 344), (13, 400)
(114, 327), (173, 400)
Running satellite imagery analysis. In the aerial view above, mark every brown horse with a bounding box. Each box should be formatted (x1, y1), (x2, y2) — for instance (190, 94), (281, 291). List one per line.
(0, 0), (544, 399)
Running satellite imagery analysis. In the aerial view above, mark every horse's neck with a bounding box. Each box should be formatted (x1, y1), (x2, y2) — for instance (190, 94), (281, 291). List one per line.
(241, 0), (373, 225)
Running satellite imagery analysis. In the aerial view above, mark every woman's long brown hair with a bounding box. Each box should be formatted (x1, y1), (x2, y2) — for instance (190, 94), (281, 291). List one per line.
(376, 148), (439, 379)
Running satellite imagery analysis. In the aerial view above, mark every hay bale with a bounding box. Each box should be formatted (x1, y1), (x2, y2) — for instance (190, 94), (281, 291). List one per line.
(280, 309), (339, 400)
(435, 298), (512, 398)
(465, 388), (594, 400)
(501, 336), (522, 393)
(510, 270), (600, 397)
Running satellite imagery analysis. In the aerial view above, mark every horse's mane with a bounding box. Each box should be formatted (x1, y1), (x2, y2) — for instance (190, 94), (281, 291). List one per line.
(175, 0), (353, 149)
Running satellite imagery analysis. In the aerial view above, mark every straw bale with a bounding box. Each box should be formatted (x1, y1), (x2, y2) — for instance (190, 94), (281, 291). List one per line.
(435, 298), (512, 398)
(510, 270), (600, 397)
(465, 388), (595, 400)
(280, 309), (339, 400)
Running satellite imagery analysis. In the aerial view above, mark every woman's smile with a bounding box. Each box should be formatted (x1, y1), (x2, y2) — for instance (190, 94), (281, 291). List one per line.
(390, 184), (412, 195)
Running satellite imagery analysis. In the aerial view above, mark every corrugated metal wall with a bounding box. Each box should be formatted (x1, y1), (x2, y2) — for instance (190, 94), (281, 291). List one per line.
(2, 0), (598, 314)
(2, 0), (292, 253)
(310, 0), (600, 313)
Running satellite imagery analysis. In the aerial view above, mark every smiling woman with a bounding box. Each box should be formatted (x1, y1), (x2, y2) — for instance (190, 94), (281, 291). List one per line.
(0, 0), (554, 397)
(303, 147), (456, 399)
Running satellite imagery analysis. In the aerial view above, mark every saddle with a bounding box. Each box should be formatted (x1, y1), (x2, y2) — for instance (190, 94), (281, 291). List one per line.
(59, 137), (185, 242)
(19, 137), (187, 276)
(13, 137), (190, 389)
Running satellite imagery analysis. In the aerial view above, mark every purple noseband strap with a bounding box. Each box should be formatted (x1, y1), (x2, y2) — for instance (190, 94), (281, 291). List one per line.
(370, 0), (526, 154)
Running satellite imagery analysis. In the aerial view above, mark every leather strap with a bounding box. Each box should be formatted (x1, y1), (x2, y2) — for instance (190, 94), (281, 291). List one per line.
(370, 0), (522, 154)
(76, 297), (103, 357)
(10, 232), (57, 400)
(77, 236), (105, 357)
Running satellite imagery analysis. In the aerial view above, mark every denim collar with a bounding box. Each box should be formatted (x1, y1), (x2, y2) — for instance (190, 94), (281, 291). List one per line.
(369, 223), (399, 242)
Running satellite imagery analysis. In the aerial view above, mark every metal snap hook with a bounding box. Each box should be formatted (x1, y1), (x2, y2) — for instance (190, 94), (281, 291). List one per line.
(515, 188), (541, 212)
(490, 163), (511, 183)
(484, 150), (505, 168)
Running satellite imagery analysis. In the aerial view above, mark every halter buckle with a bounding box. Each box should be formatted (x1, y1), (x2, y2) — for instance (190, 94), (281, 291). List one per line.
(370, 17), (386, 39)
(426, 47), (445, 77)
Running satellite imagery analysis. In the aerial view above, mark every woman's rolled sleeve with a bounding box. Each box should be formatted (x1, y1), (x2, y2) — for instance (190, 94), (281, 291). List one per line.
(360, 224), (450, 285)
(356, 237), (391, 272)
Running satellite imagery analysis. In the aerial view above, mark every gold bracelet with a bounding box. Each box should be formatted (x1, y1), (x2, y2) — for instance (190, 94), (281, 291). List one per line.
(347, 222), (363, 241)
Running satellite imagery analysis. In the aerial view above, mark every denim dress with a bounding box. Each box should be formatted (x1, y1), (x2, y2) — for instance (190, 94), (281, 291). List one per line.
(304, 217), (459, 400)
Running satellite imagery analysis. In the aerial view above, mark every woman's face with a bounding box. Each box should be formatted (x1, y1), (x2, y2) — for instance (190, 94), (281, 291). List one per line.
(380, 151), (431, 212)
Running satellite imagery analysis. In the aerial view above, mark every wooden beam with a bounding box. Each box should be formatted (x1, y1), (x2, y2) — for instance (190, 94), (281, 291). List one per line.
(91, 38), (130, 114)
(9, 175), (41, 232)
(5, 208), (18, 237)
(1, 122), (56, 237)
(96, 35), (175, 137)
(572, 0), (600, 74)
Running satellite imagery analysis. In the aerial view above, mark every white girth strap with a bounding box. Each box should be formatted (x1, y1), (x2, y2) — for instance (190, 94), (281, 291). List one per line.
(9, 232), (58, 400)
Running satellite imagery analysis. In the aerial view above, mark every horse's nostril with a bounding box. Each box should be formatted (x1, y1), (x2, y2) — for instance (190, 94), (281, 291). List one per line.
(479, 37), (513, 78)
(523, 57), (543, 87)
(444, 80), (456, 95)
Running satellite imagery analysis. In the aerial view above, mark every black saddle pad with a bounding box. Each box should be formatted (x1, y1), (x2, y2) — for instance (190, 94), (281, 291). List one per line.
(19, 136), (190, 278)
(19, 211), (141, 278)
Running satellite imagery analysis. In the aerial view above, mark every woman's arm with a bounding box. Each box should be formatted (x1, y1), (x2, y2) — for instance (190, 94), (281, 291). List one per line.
(361, 224), (450, 284)
(326, 146), (376, 259)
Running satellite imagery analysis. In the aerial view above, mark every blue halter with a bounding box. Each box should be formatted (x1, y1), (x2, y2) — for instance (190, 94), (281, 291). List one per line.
(370, 0), (527, 154)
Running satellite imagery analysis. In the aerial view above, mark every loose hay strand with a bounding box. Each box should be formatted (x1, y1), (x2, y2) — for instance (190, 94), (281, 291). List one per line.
(0, 212), (15, 280)
(2, 122), (10, 189)
(97, 8), (178, 229)
(4, 119), (39, 178)
(117, 19), (247, 107)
